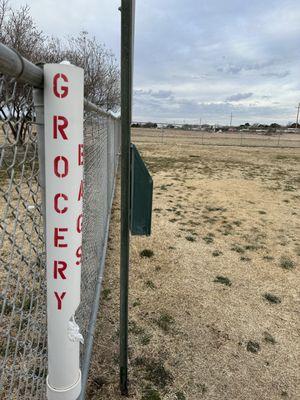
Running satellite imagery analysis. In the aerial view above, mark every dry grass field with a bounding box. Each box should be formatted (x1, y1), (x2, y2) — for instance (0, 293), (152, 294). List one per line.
(132, 127), (300, 148)
(86, 137), (300, 400)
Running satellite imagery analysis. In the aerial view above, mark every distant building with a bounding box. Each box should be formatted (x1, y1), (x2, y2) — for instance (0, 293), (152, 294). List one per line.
(284, 128), (297, 133)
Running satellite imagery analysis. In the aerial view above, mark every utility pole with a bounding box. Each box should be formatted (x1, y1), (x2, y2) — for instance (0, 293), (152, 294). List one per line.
(230, 112), (233, 127)
(82, 30), (88, 71)
(296, 103), (300, 130)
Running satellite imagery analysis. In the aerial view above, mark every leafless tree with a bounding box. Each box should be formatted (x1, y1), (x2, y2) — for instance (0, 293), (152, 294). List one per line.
(0, 1), (45, 142)
(0, 1), (120, 142)
(46, 32), (120, 111)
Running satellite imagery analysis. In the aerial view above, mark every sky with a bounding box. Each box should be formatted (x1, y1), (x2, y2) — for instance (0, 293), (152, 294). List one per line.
(10, 0), (300, 125)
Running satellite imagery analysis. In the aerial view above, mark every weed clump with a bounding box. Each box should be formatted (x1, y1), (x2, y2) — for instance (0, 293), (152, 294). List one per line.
(206, 206), (226, 212)
(185, 235), (196, 242)
(231, 244), (245, 254)
(244, 244), (260, 251)
(279, 256), (295, 270)
(145, 280), (156, 289)
(140, 333), (151, 345)
(247, 340), (260, 353)
(132, 299), (141, 307)
(263, 255), (274, 261)
(145, 360), (173, 388)
(213, 276), (232, 286)
(240, 256), (251, 262)
(203, 235), (214, 244)
(155, 312), (175, 332)
(212, 250), (222, 257)
(92, 376), (107, 389)
(175, 391), (186, 400)
(264, 332), (276, 344)
(140, 249), (154, 258)
(129, 320), (145, 335)
(264, 293), (281, 304)
(233, 220), (242, 226)
(102, 288), (111, 300)
(142, 386), (161, 400)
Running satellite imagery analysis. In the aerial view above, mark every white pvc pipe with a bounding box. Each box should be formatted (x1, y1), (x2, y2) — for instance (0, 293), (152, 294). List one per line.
(43, 63), (84, 400)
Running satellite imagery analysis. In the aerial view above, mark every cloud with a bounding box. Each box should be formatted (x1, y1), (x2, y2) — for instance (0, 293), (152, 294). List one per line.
(261, 71), (290, 78)
(226, 93), (253, 102)
(133, 93), (291, 124)
(134, 89), (174, 99)
(218, 60), (277, 75)
(151, 90), (173, 98)
(9, 0), (300, 124)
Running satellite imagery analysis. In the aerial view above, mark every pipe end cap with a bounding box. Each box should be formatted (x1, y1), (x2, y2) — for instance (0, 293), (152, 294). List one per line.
(46, 370), (81, 400)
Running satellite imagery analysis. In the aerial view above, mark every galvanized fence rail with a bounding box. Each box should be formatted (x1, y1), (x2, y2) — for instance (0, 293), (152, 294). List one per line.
(0, 43), (121, 399)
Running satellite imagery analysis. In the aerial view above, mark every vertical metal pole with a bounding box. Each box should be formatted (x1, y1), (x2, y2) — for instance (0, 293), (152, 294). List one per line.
(296, 102), (300, 130)
(120, 0), (134, 395)
(33, 87), (45, 225)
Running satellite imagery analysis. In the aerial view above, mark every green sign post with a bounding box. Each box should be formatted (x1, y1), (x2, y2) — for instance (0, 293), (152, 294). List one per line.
(120, 0), (135, 395)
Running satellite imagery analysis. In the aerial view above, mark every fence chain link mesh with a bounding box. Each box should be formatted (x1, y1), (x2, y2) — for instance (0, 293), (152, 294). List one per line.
(0, 76), (47, 399)
(78, 112), (120, 352)
(0, 73), (121, 399)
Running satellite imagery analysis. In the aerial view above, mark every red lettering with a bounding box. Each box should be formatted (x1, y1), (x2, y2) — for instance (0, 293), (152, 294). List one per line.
(78, 180), (83, 201)
(54, 193), (68, 214)
(54, 291), (66, 310)
(54, 261), (67, 280)
(75, 246), (82, 266)
(53, 116), (68, 140)
(78, 144), (84, 165)
(54, 156), (69, 178)
(53, 73), (69, 98)
(76, 214), (83, 233)
(54, 227), (68, 248)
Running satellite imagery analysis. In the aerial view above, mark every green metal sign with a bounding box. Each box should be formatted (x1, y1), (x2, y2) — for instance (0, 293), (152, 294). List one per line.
(130, 144), (153, 236)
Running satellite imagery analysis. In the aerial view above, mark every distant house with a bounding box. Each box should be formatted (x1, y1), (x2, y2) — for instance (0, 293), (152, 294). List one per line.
(284, 128), (297, 133)
(256, 129), (267, 134)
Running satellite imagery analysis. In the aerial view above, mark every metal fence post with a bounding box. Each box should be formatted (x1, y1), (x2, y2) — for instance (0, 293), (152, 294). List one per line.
(33, 86), (45, 226)
(120, 0), (135, 395)
(107, 118), (112, 216)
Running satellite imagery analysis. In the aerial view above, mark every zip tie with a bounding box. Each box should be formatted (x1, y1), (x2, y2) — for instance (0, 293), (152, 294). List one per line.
(68, 315), (84, 344)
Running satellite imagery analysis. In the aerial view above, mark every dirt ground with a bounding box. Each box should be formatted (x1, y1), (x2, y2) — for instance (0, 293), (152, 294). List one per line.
(86, 140), (300, 400)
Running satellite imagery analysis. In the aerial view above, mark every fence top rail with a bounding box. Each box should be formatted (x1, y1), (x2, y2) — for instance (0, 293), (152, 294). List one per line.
(0, 42), (43, 87)
(0, 42), (119, 120)
(84, 99), (120, 120)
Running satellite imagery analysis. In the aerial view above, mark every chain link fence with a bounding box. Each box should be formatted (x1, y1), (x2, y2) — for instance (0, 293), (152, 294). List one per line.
(0, 52), (121, 398)
(132, 128), (300, 148)
(0, 76), (47, 399)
